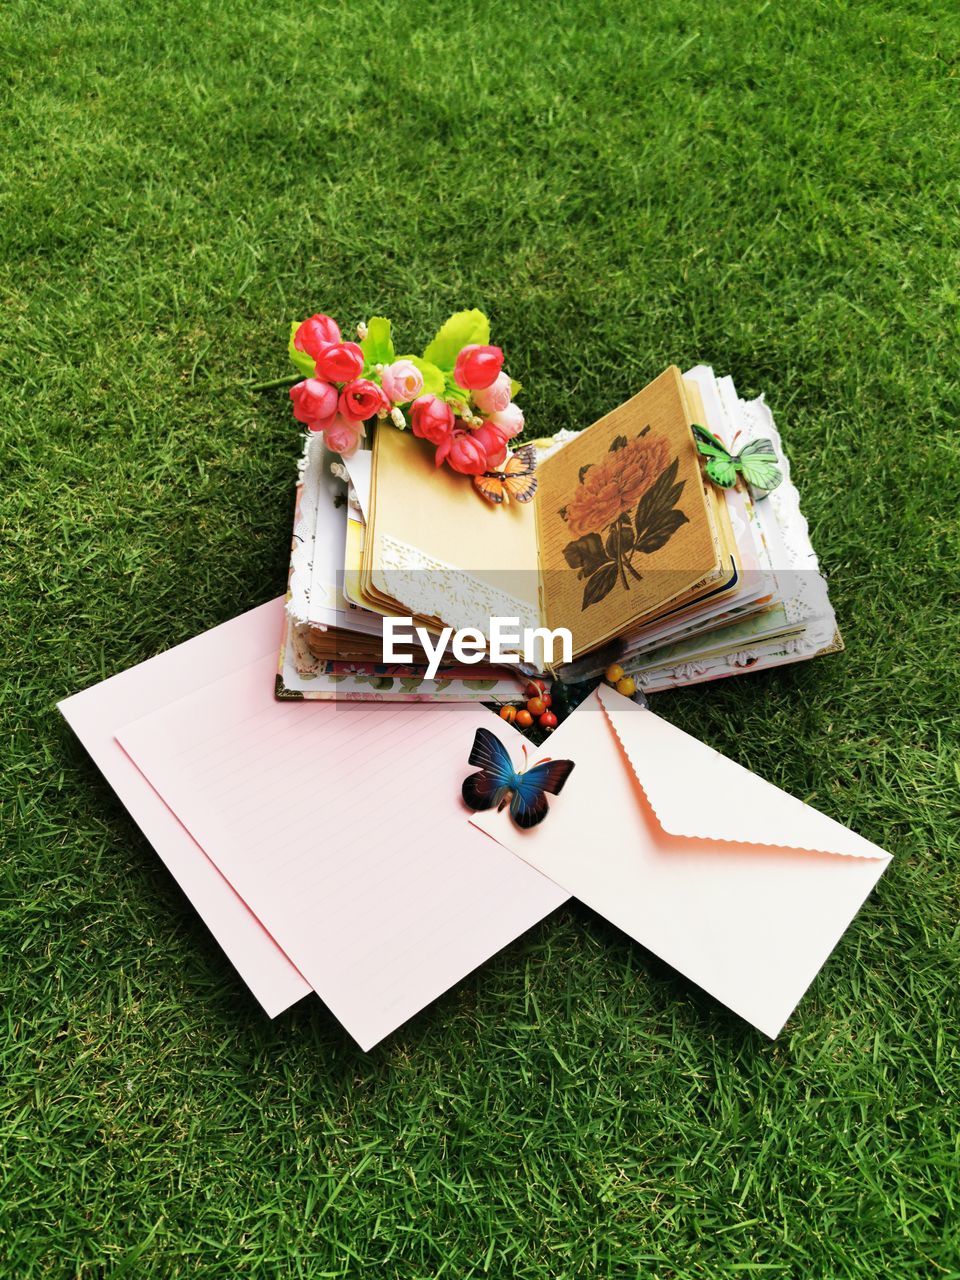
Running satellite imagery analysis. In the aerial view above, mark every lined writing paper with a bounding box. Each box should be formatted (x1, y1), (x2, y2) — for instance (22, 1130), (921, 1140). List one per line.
(59, 598), (311, 1017)
(116, 660), (567, 1049)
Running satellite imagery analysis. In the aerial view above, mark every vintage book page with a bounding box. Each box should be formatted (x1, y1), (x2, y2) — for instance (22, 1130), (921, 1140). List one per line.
(535, 367), (721, 654)
(365, 425), (542, 636)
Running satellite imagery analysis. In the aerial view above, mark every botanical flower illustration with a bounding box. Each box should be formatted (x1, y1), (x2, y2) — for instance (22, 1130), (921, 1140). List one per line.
(565, 433), (670, 537)
(560, 429), (689, 610)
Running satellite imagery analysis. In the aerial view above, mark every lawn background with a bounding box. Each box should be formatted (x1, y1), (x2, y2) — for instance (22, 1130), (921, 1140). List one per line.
(2, 0), (959, 1275)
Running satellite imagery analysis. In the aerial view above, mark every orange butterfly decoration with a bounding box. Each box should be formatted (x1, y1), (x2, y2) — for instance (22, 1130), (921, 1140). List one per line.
(473, 444), (538, 506)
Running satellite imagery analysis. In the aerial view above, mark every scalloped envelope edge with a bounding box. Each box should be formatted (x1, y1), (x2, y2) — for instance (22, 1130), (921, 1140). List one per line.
(596, 686), (886, 860)
(470, 687), (890, 1037)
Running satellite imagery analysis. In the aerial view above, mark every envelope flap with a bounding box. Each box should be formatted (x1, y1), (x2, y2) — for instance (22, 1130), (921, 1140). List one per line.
(597, 686), (889, 861)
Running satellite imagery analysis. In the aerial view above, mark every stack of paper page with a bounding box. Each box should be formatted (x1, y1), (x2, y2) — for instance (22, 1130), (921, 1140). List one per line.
(280, 366), (840, 700)
(59, 599), (890, 1047)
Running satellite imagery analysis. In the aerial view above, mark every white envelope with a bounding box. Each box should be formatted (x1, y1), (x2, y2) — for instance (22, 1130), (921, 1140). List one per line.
(471, 686), (891, 1036)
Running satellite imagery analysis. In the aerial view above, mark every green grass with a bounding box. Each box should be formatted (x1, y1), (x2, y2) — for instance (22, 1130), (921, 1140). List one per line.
(2, 0), (959, 1274)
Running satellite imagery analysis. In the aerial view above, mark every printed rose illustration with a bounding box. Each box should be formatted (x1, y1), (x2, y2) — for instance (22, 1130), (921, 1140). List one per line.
(565, 433), (670, 536)
(560, 429), (689, 610)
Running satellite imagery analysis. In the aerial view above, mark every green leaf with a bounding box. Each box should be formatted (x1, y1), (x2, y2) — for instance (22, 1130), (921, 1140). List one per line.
(562, 532), (609, 578)
(582, 561), (618, 609)
(605, 515), (634, 559)
(609, 435), (628, 452)
(578, 464), (593, 485)
(400, 355), (445, 397)
(288, 320), (316, 378)
(510, 378), (522, 398)
(634, 508), (689, 555)
(356, 675), (395, 690)
(635, 458), (684, 540)
(360, 316), (395, 368)
(442, 371), (470, 408)
(423, 309), (490, 371)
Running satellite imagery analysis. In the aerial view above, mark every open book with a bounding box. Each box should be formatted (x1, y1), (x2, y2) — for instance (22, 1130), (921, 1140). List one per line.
(363, 368), (737, 663)
(281, 366), (840, 697)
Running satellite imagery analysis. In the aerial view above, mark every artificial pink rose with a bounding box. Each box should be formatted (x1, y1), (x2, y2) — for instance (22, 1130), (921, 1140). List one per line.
(436, 428), (489, 475)
(489, 401), (524, 439)
(471, 370), (512, 416)
(469, 422), (508, 469)
(379, 359), (424, 405)
(338, 378), (389, 421)
(313, 341), (364, 383)
(323, 415), (365, 459)
(410, 394), (455, 446)
(453, 343), (504, 390)
(289, 378), (339, 430)
(294, 314), (341, 361)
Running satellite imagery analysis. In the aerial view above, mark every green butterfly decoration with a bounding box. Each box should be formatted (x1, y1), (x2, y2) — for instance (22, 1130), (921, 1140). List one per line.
(691, 424), (783, 501)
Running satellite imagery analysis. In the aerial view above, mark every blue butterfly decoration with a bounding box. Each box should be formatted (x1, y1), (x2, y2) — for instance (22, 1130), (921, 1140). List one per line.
(462, 726), (575, 829)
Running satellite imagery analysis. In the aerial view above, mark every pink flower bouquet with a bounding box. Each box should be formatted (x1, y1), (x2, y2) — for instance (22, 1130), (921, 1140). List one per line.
(287, 309), (529, 500)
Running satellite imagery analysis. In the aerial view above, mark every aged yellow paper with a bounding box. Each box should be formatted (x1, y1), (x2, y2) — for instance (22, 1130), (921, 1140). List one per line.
(364, 424), (542, 637)
(535, 367), (721, 654)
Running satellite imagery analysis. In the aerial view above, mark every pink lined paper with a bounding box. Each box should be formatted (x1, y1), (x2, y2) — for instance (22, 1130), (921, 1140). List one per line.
(58, 599), (311, 1017)
(116, 659), (567, 1049)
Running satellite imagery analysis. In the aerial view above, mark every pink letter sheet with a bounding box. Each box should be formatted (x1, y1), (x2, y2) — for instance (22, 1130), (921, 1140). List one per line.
(108, 614), (567, 1049)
